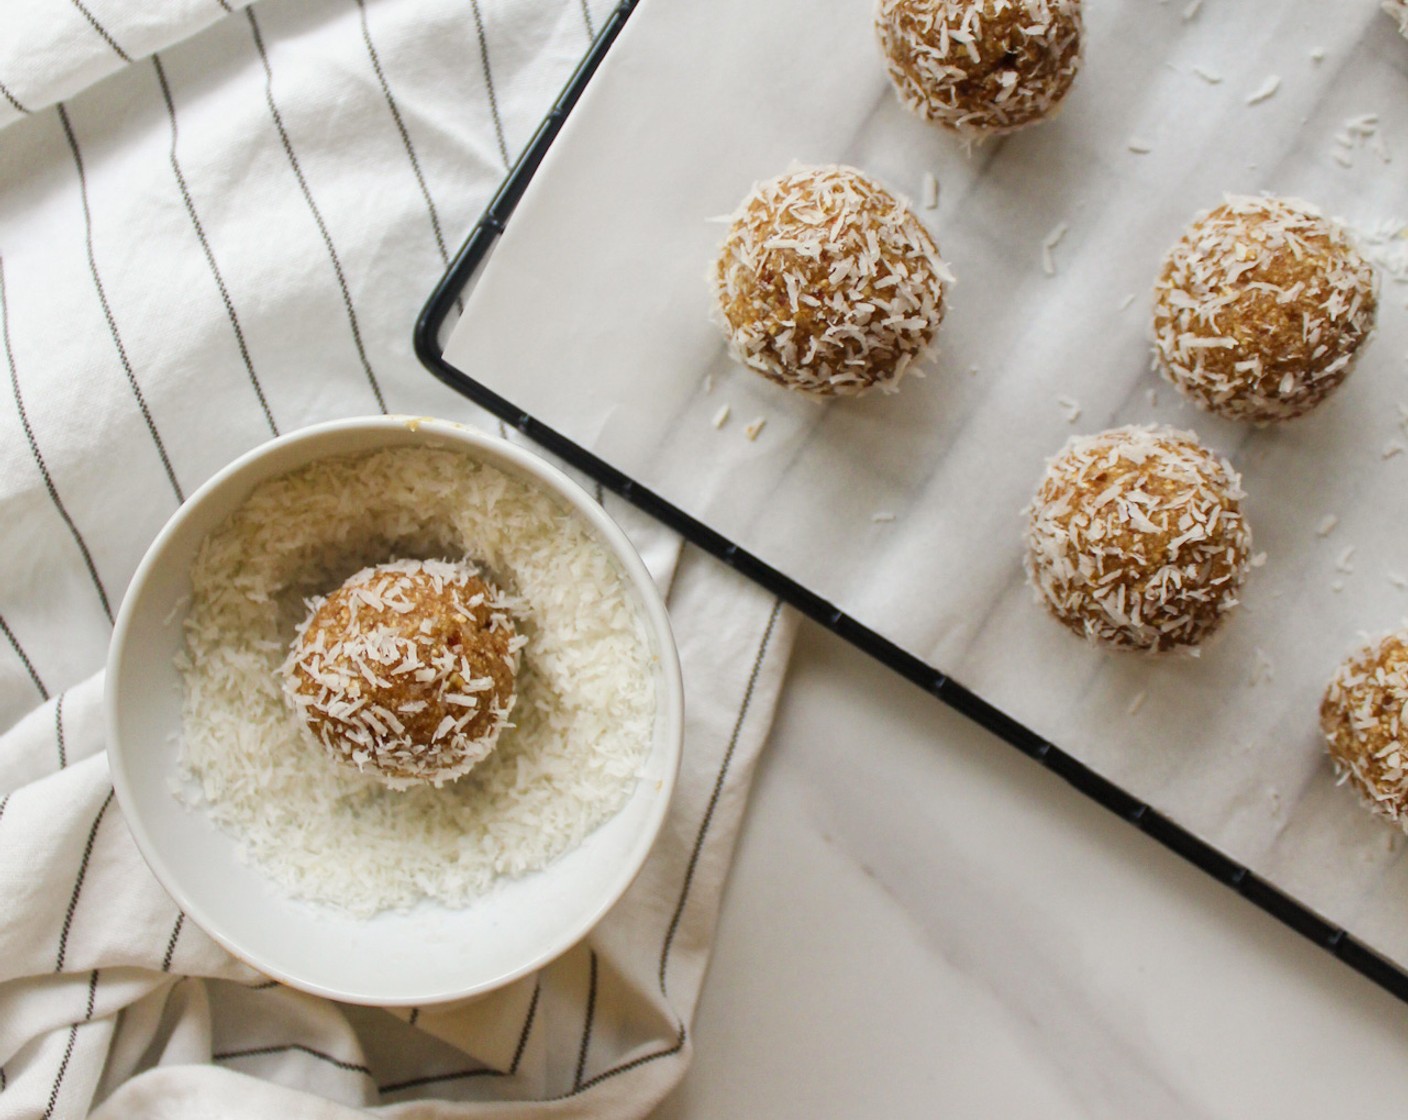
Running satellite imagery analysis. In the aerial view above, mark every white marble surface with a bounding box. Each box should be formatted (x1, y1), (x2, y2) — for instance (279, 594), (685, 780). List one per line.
(651, 616), (1408, 1119)
(444, 0), (1408, 976)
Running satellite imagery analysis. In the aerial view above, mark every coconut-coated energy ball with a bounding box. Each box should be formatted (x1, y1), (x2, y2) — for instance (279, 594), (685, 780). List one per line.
(1023, 425), (1252, 653)
(711, 164), (951, 398)
(1152, 195), (1377, 424)
(1321, 633), (1408, 827)
(281, 558), (523, 789)
(875, 0), (1083, 138)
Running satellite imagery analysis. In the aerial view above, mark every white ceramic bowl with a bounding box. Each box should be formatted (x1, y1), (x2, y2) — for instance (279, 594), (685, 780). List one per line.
(106, 416), (683, 1006)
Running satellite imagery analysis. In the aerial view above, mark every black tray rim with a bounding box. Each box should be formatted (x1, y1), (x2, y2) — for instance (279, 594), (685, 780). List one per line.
(412, 0), (1408, 1007)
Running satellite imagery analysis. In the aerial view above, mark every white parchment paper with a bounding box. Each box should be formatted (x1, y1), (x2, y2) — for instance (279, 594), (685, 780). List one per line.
(445, 0), (1408, 965)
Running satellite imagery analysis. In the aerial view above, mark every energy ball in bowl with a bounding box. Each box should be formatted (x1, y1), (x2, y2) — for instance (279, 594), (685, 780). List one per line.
(1321, 633), (1408, 827)
(281, 557), (523, 789)
(875, 0), (1084, 138)
(1023, 425), (1252, 653)
(711, 164), (950, 398)
(1152, 195), (1377, 424)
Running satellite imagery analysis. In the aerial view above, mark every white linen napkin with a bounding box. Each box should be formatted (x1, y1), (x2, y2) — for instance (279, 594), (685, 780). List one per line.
(0, 0), (795, 1115)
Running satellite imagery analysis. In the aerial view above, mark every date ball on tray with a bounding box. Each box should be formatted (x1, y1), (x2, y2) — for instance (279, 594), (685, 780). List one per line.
(281, 557), (523, 789)
(1321, 633), (1408, 828)
(1023, 425), (1252, 654)
(1152, 195), (1377, 424)
(711, 163), (951, 398)
(874, 0), (1084, 138)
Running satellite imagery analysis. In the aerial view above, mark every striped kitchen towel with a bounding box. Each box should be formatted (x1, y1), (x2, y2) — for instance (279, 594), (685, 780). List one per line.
(0, 1), (795, 1116)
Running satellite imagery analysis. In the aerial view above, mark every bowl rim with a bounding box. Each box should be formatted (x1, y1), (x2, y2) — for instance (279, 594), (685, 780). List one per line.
(104, 414), (685, 1005)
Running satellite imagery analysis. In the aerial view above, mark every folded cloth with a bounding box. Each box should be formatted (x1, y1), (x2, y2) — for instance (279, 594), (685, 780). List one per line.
(0, 0), (795, 1115)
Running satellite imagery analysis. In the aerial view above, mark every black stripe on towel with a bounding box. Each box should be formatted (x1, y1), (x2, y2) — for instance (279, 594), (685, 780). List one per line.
(469, 0), (509, 169)
(1, 257), (114, 621)
(56, 789), (115, 972)
(0, 80), (29, 115)
(509, 980), (540, 1074)
(58, 105), (185, 504)
(0, 612), (48, 700)
(43, 970), (100, 1120)
(213, 1043), (372, 1078)
(161, 912), (185, 972)
(354, 0), (451, 266)
(572, 949), (599, 1091)
(152, 55), (278, 437)
(376, 980), (539, 1095)
(245, 9), (387, 413)
(55, 691), (67, 768)
(68, 0), (131, 62)
(567, 596), (784, 1098)
(658, 597), (782, 989)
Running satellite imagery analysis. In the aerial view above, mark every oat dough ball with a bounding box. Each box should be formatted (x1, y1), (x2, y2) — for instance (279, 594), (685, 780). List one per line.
(281, 558), (522, 789)
(711, 164), (950, 398)
(1321, 633), (1408, 827)
(875, 0), (1083, 137)
(1152, 195), (1377, 424)
(1023, 425), (1252, 653)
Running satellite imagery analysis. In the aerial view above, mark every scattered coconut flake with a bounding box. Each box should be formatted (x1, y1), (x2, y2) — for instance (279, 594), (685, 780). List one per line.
(1147, 387), (1159, 407)
(1127, 691), (1147, 716)
(744, 417), (767, 441)
(1249, 647), (1274, 687)
(1384, 440), (1406, 459)
(1355, 219), (1408, 285)
(1182, 0), (1203, 18)
(1128, 138), (1154, 154)
(1337, 546), (1357, 573)
(1057, 395), (1081, 423)
(1192, 64), (1222, 84)
(1386, 0), (1408, 37)
(1246, 75), (1281, 105)
(1250, 551), (1268, 569)
(1041, 222), (1070, 276)
(872, 511), (896, 523)
(1118, 292), (1136, 311)
(1333, 114), (1390, 169)
(1316, 514), (1340, 537)
(922, 172), (939, 210)
(1332, 578), (1346, 592)
(1391, 572), (1408, 589)
(702, 372), (714, 393)
(712, 404), (731, 429)
(1311, 47), (1326, 62)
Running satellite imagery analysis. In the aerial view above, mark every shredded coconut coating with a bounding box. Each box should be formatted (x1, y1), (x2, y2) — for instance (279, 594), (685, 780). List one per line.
(874, 0), (1083, 138)
(1386, 0), (1408, 38)
(1023, 425), (1252, 653)
(711, 164), (950, 398)
(1152, 195), (1378, 424)
(282, 558), (523, 789)
(1321, 633), (1408, 828)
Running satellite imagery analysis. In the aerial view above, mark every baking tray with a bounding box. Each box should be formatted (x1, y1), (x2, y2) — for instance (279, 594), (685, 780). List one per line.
(415, 0), (1408, 1002)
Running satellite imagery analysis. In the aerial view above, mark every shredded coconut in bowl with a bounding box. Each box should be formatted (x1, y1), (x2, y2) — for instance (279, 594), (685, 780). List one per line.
(175, 447), (656, 917)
